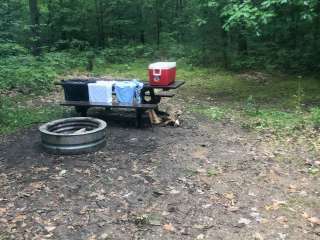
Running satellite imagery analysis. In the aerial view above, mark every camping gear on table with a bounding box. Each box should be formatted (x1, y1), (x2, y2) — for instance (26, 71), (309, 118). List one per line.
(57, 78), (185, 128)
(114, 80), (144, 104)
(88, 81), (113, 103)
(148, 62), (176, 86)
(61, 79), (96, 101)
(133, 79), (144, 104)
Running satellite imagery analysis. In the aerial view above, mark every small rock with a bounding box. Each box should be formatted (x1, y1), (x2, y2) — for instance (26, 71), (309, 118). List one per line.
(59, 169), (67, 176)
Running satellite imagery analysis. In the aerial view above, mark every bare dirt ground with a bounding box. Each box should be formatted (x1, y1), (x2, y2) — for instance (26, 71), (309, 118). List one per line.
(0, 96), (319, 240)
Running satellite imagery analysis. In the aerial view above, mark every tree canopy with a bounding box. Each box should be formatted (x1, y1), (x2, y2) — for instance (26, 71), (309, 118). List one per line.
(1, 0), (320, 71)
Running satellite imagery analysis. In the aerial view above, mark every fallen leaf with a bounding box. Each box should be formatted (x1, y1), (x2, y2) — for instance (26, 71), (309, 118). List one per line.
(0, 218), (8, 224)
(196, 234), (205, 240)
(308, 217), (320, 225)
(258, 218), (269, 224)
(169, 189), (180, 195)
(302, 212), (310, 219)
(224, 192), (235, 200)
(288, 185), (297, 193)
(0, 208), (7, 215)
(34, 167), (49, 172)
(193, 224), (205, 229)
(30, 182), (44, 190)
(265, 200), (286, 211)
(197, 168), (206, 174)
(238, 218), (251, 225)
(45, 226), (56, 232)
(228, 206), (239, 212)
(163, 223), (175, 232)
(87, 235), (97, 240)
(253, 232), (264, 240)
(12, 213), (26, 223)
(276, 216), (288, 224)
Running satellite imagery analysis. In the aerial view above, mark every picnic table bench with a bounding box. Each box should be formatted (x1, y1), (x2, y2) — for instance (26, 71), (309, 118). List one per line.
(56, 80), (185, 127)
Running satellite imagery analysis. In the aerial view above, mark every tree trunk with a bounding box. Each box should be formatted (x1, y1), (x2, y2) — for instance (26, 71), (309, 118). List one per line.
(95, 0), (105, 48)
(155, 0), (161, 48)
(238, 26), (248, 56)
(28, 0), (41, 55)
(221, 28), (229, 68)
(47, 0), (55, 46)
(138, 2), (145, 44)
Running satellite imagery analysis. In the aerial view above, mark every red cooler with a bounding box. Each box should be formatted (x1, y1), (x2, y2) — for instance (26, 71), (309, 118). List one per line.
(148, 62), (176, 86)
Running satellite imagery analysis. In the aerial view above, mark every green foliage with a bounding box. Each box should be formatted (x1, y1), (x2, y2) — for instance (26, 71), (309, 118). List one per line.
(310, 107), (320, 128)
(1, 0), (320, 71)
(101, 45), (155, 63)
(0, 51), (88, 91)
(0, 43), (28, 57)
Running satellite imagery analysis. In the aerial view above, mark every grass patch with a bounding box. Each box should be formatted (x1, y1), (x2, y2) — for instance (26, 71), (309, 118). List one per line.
(193, 106), (227, 121)
(0, 96), (64, 134)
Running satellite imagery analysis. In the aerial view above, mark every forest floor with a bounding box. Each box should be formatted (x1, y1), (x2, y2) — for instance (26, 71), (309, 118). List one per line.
(0, 83), (320, 240)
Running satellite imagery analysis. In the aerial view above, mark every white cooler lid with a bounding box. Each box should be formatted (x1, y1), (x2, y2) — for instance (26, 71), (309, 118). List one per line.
(149, 62), (176, 69)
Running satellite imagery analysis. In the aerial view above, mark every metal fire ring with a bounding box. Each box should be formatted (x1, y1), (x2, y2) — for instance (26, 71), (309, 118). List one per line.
(39, 117), (107, 155)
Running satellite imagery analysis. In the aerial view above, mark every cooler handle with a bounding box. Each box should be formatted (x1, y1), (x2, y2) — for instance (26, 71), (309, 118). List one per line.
(153, 69), (162, 76)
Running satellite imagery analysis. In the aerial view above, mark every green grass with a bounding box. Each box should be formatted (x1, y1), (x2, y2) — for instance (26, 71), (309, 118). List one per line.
(192, 106), (228, 121)
(0, 96), (65, 134)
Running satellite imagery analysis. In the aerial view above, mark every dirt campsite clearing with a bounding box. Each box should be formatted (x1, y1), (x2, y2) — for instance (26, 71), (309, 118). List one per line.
(0, 93), (319, 240)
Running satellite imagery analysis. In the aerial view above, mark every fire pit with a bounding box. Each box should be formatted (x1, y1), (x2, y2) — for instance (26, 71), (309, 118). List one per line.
(39, 117), (107, 155)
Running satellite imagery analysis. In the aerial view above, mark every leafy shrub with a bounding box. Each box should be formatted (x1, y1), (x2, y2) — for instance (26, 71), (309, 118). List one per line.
(0, 43), (28, 57)
(0, 51), (88, 91)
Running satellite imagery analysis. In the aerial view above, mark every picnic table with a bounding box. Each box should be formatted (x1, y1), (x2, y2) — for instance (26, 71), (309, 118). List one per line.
(57, 80), (185, 127)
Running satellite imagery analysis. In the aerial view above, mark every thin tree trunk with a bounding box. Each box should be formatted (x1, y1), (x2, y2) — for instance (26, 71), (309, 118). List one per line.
(99, 0), (105, 47)
(222, 28), (229, 68)
(155, 0), (161, 48)
(238, 26), (248, 56)
(28, 0), (41, 55)
(95, 0), (105, 48)
(138, 2), (145, 44)
(47, 0), (55, 46)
